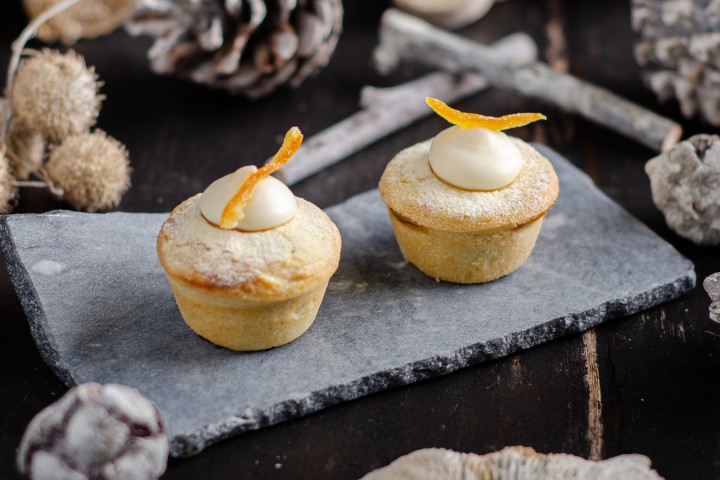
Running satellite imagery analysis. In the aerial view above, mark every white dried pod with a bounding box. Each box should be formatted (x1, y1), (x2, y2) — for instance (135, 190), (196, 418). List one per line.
(10, 49), (103, 142)
(0, 151), (17, 214)
(392, 0), (495, 29)
(23, 0), (138, 45)
(5, 118), (46, 180)
(17, 383), (169, 480)
(45, 130), (131, 212)
(361, 446), (664, 480)
(704, 273), (720, 323)
(645, 134), (720, 245)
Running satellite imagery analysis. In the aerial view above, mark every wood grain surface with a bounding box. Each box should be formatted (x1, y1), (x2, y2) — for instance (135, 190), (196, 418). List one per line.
(1, 1), (719, 479)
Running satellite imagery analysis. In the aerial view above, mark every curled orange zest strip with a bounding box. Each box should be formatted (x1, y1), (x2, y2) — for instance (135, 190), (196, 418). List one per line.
(426, 97), (546, 131)
(219, 126), (303, 229)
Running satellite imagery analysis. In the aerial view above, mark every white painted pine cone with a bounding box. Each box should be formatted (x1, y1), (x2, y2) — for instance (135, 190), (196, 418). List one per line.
(17, 383), (169, 480)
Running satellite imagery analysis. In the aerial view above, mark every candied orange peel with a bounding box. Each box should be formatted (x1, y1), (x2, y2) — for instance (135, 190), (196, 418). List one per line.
(219, 126), (303, 229)
(426, 97), (546, 131)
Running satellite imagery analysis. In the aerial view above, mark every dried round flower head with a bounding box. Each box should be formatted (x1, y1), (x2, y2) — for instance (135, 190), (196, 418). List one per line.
(5, 117), (46, 180)
(23, 0), (138, 45)
(17, 383), (169, 480)
(0, 151), (17, 214)
(10, 49), (103, 142)
(45, 130), (131, 212)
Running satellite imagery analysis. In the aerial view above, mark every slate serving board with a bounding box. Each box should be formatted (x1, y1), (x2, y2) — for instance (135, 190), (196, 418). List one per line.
(0, 145), (695, 458)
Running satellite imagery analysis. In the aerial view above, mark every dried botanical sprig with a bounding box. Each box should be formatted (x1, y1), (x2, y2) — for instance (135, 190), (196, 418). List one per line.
(23, 0), (137, 45)
(0, 0), (133, 213)
(5, 117), (45, 179)
(45, 130), (131, 212)
(10, 49), (103, 142)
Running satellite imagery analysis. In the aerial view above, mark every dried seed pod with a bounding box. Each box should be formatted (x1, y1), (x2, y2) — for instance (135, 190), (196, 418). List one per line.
(5, 118), (45, 180)
(10, 49), (103, 142)
(45, 130), (131, 212)
(645, 134), (720, 245)
(362, 447), (664, 479)
(17, 383), (169, 480)
(392, 0), (496, 29)
(705, 273), (720, 324)
(0, 152), (17, 214)
(23, 0), (138, 45)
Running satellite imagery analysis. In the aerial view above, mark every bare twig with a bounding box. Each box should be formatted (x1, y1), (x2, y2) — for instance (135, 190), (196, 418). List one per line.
(274, 33), (537, 185)
(374, 9), (682, 153)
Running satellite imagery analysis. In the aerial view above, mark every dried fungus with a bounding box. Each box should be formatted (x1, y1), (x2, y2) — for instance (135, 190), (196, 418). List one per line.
(361, 447), (664, 480)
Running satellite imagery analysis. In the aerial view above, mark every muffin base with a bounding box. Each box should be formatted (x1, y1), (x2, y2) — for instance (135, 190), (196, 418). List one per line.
(166, 276), (329, 351)
(388, 209), (545, 284)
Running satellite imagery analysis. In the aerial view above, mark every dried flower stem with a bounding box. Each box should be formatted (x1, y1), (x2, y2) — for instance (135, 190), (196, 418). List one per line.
(275, 33), (536, 185)
(6, 0), (82, 95)
(374, 8), (683, 152)
(2, 0), (82, 151)
(12, 180), (47, 188)
(12, 177), (63, 197)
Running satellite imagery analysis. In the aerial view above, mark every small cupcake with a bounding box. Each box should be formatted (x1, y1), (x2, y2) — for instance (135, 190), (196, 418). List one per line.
(157, 127), (341, 351)
(379, 98), (559, 284)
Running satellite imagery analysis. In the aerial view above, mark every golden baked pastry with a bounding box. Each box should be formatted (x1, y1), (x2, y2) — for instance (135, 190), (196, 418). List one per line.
(157, 128), (341, 350)
(379, 100), (559, 283)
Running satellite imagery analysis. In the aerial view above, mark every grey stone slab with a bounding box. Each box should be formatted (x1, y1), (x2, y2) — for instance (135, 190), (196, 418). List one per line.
(0, 145), (695, 458)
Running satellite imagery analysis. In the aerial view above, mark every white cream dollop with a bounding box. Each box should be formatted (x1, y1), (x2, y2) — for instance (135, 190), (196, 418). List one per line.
(428, 125), (523, 191)
(199, 165), (298, 231)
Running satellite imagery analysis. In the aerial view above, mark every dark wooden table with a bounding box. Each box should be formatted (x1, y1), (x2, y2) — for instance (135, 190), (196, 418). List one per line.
(2, 1), (719, 479)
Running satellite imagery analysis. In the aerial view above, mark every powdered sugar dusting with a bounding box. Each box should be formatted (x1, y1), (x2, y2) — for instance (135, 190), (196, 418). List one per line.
(158, 194), (341, 293)
(379, 138), (559, 232)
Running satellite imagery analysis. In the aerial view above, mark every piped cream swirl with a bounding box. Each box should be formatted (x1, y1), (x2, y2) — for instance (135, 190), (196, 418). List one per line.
(199, 165), (297, 231)
(428, 125), (523, 191)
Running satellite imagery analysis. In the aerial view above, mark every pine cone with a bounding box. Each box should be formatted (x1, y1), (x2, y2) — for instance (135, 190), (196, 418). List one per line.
(126, 0), (343, 98)
(17, 383), (169, 480)
(632, 0), (720, 125)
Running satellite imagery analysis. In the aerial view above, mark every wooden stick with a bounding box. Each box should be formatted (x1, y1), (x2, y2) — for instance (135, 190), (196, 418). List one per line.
(274, 32), (537, 185)
(374, 9), (682, 153)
